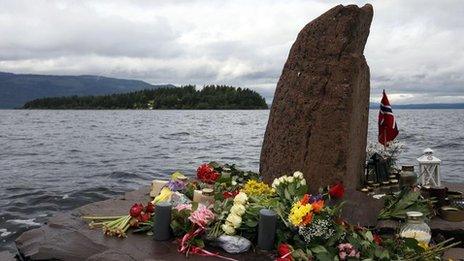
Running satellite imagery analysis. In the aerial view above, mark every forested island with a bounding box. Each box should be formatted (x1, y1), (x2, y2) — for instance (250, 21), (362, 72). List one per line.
(22, 85), (268, 109)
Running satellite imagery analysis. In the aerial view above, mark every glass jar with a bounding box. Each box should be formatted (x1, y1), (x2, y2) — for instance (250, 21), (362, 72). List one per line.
(399, 211), (431, 245)
(400, 165), (417, 188)
(200, 188), (215, 206)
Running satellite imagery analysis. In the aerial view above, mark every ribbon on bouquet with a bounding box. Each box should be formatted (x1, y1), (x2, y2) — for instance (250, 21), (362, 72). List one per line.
(178, 226), (238, 261)
(277, 252), (292, 260)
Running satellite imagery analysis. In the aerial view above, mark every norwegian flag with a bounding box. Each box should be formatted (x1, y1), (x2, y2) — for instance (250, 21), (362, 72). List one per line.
(378, 90), (399, 145)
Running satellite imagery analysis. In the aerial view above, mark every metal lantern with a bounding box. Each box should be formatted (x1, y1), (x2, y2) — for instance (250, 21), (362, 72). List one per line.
(417, 148), (441, 187)
(365, 153), (389, 185)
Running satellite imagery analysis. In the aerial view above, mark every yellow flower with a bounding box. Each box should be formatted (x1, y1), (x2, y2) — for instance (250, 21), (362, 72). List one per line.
(233, 192), (248, 205)
(230, 204), (246, 216)
(222, 223), (235, 235)
(242, 179), (274, 196)
(152, 187), (172, 204)
(288, 201), (312, 226)
(418, 242), (429, 250)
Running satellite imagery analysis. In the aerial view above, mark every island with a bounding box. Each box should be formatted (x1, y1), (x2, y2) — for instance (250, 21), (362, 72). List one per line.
(22, 85), (269, 110)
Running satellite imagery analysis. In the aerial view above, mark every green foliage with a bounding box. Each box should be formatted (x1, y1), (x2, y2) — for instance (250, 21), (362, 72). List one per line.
(170, 208), (193, 237)
(22, 85), (268, 109)
(378, 189), (433, 220)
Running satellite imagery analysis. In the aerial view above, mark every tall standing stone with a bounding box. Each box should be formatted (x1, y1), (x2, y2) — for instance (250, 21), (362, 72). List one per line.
(260, 4), (373, 191)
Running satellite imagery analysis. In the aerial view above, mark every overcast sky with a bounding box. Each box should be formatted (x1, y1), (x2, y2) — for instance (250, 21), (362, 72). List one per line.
(0, 0), (463, 104)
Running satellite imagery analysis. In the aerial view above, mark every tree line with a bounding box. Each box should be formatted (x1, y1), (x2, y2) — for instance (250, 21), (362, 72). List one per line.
(22, 85), (269, 110)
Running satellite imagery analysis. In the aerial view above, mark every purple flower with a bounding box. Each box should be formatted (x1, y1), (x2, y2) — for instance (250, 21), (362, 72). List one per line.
(309, 194), (323, 204)
(167, 180), (186, 191)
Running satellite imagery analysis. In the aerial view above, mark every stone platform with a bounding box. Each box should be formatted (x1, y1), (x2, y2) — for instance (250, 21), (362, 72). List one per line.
(14, 183), (464, 260)
(15, 186), (271, 261)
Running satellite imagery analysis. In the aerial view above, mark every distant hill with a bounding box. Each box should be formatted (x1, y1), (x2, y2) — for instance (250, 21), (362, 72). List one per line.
(23, 85), (269, 110)
(369, 102), (464, 109)
(0, 72), (174, 108)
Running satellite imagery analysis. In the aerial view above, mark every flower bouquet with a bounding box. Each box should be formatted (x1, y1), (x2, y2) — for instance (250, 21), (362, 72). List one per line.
(81, 162), (458, 260)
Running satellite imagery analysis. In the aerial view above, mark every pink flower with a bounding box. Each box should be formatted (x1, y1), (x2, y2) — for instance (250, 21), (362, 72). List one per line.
(188, 205), (215, 229)
(174, 203), (193, 212)
(337, 243), (359, 260)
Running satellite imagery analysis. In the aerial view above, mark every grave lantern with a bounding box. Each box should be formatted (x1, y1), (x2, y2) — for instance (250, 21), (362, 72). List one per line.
(417, 148), (441, 187)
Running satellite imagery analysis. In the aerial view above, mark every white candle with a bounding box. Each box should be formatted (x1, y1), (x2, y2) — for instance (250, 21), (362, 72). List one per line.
(150, 180), (168, 198)
(193, 190), (203, 202)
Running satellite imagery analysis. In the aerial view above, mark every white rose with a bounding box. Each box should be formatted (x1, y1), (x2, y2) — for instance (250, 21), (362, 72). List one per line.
(272, 178), (280, 189)
(226, 214), (242, 228)
(287, 176), (294, 183)
(230, 204), (246, 216)
(234, 192), (248, 205)
(222, 223), (235, 235)
(300, 178), (307, 186)
(293, 171), (304, 179)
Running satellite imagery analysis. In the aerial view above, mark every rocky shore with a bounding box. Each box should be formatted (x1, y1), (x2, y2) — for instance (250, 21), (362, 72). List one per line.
(11, 182), (463, 260)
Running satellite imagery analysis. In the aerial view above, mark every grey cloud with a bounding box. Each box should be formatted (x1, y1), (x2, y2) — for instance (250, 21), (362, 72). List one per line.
(0, 0), (463, 104)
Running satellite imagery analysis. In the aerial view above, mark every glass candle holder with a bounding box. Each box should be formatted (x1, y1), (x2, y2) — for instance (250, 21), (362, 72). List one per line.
(399, 211), (431, 245)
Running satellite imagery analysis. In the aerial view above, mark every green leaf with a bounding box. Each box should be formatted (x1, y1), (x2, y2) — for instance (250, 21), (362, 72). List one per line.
(365, 231), (374, 241)
(315, 252), (334, 261)
(245, 219), (258, 228)
(311, 245), (328, 254)
(284, 189), (291, 200)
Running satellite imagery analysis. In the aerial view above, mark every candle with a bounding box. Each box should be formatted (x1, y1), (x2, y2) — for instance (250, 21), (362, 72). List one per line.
(152, 202), (172, 241)
(193, 190), (202, 202)
(150, 180), (168, 198)
(257, 209), (277, 250)
(200, 188), (214, 206)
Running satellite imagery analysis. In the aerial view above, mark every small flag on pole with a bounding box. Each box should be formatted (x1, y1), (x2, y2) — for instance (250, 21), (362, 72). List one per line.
(378, 90), (399, 145)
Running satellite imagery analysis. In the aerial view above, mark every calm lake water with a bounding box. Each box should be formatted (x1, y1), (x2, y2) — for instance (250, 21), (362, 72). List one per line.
(0, 109), (463, 251)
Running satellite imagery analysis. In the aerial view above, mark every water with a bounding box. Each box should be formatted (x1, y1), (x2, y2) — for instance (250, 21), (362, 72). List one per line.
(0, 109), (463, 251)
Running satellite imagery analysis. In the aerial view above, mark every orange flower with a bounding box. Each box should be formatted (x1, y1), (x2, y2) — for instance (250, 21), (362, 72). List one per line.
(301, 212), (313, 226)
(311, 200), (324, 213)
(300, 194), (310, 205)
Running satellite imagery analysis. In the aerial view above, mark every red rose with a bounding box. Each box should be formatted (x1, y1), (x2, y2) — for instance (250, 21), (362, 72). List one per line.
(203, 171), (212, 182)
(129, 203), (144, 217)
(278, 243), (292, 258)
(138, 212), (151, 222)
(145, 202), (155, 213)
(373, 234), (382, 245)
(329, 182), (345, 199)
(197, 164), (213, 179)
(210, 171), (220, 182)
(223, 190), (239, 199)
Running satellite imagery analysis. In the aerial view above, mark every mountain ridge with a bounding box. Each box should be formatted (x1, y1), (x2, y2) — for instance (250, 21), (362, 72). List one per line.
(0, 71), (173, 108)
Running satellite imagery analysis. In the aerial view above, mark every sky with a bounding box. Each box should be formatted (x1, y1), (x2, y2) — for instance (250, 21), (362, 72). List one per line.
(0, 0), (463, 104)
